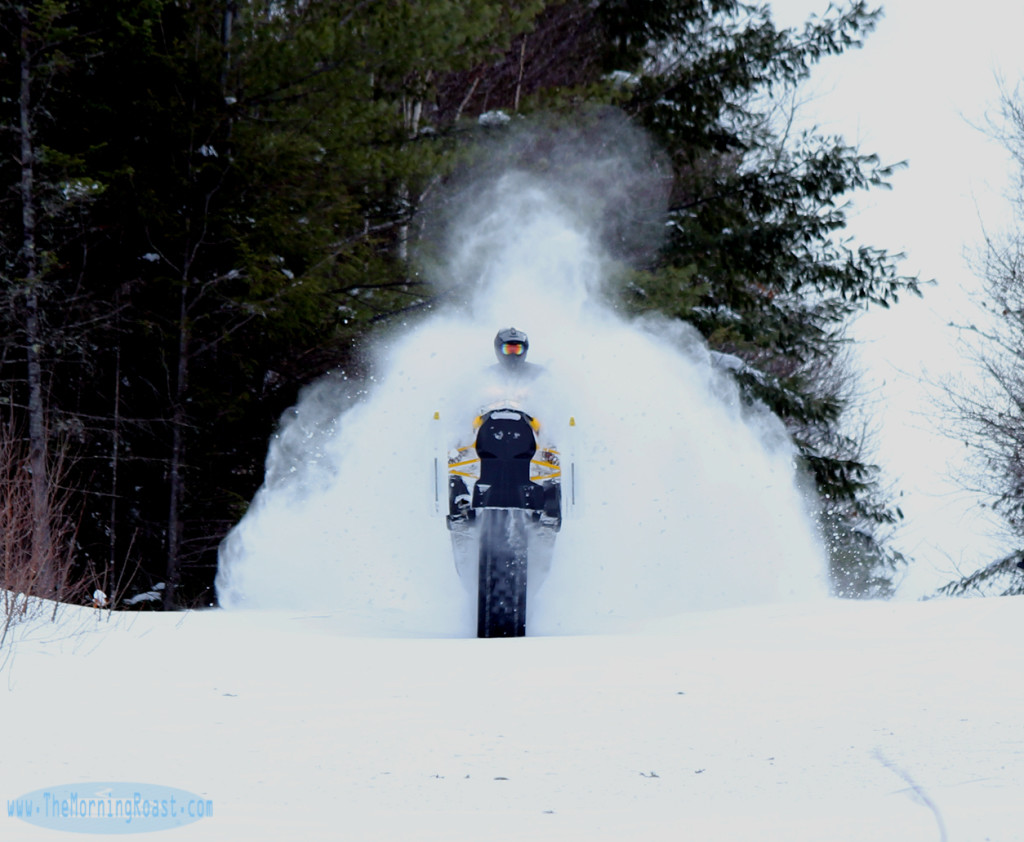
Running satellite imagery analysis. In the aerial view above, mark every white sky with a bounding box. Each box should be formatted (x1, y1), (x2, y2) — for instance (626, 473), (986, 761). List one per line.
(769, 0), (1024, 595)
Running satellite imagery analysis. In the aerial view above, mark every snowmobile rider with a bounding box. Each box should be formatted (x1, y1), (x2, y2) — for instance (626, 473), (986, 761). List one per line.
(492, 326), (545, 382)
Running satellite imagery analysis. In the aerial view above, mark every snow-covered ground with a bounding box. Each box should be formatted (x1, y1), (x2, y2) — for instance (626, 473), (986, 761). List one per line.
(3, 594), (1022, 841)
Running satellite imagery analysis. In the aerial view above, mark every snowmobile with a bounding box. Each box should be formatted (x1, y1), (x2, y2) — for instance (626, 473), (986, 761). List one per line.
(436, 404), (570, 637)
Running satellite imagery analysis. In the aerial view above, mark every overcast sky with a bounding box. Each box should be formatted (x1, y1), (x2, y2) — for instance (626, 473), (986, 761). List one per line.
(768, 0), (1024, 594)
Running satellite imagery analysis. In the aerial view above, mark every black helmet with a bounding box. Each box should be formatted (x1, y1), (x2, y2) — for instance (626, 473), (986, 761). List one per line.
(494, 326), (529, 367)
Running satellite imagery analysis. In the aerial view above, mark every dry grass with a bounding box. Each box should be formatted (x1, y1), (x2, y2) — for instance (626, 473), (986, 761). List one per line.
(1, 421), (88, 646)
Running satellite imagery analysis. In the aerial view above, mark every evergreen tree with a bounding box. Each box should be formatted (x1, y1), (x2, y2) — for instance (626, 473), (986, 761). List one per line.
(0, 0), (111, 592)
(1, 0), (174, 600)
(0, 0), (551, 606)
(600, 1), (917, 594)
(431, 0), (917, 594)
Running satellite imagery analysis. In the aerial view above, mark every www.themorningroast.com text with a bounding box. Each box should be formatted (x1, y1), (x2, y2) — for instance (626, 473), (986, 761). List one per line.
(8, 782), (213, 833)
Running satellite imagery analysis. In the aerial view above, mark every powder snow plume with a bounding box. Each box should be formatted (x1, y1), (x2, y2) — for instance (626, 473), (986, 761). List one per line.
(216, 121), (829, 635)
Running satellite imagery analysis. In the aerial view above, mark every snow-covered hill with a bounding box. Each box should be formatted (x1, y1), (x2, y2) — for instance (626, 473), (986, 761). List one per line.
(3, 595), (1022, 841)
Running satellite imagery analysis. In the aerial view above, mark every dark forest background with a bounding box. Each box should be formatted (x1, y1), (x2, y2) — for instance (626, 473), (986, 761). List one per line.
(1, 0), (927, 609)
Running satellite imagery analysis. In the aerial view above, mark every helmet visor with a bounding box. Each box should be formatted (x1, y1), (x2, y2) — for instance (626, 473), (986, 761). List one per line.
(501, 342), (525, 357)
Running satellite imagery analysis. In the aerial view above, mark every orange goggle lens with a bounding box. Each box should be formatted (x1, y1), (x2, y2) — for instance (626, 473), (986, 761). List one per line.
(501, 342), (525, 356)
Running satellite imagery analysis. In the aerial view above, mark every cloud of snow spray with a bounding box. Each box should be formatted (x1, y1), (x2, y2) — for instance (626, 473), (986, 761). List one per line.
(216, 116), (829, 635)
